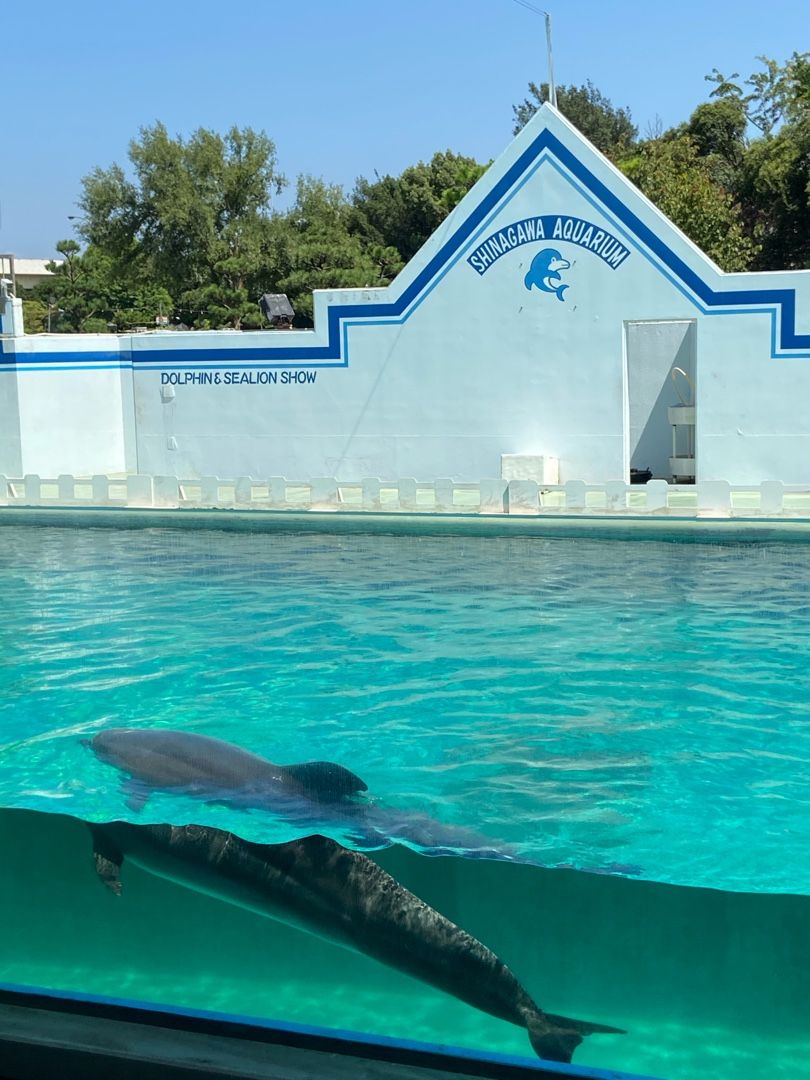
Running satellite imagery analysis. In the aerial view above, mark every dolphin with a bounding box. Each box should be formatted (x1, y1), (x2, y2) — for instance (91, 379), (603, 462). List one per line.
(524, 248), (570, 301)
(86, 728), (519, 861)
(88, 820), (624, 1064)
(85, 728), (367, 812)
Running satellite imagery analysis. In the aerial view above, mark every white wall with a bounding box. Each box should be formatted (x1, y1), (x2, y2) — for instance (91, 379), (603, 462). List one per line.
(16, 365), (131, 476)
(0, 370), (22, 476)
(1, 332), (133, 477)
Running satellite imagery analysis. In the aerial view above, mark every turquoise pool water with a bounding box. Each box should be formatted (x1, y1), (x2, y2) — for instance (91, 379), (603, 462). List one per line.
(0, 525), (807, 893)
(0, 523), (808, 1080)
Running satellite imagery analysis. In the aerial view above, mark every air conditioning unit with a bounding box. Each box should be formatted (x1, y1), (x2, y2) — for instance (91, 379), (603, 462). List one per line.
(500, 454), (560, 484)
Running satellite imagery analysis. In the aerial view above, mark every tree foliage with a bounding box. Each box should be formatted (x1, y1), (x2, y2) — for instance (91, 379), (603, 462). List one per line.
(33, 239), (172, 332)
(350, 151), (488, 263)
(703, 53), (810, 269)
(685, 98), (747, 166)
(79, 123), (285, 328)
(706, 52), (810, 135)
(512, 80), (637, 157)
(270, 177), (403, 325)
(70, 124), (428, 330)
(622, 138), (759, 271)
(21, 297), (49, 334)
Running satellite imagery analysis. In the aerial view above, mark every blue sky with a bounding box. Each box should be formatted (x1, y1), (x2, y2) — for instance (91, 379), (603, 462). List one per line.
(3, 0), (806, 257)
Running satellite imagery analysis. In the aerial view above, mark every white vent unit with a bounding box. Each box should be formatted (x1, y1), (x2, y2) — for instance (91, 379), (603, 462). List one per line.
(500, 454), (560, 484)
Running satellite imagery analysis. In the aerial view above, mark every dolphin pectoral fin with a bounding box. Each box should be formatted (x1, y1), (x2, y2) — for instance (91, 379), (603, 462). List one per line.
(120, 778), (152, 812)
(90, 827), (124, 896)
(279, 761), (368, 801)
(524, 270), (534, 291)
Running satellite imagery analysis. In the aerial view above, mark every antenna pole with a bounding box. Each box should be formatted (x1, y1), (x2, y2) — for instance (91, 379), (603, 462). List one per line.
(544, 12), (557, 107)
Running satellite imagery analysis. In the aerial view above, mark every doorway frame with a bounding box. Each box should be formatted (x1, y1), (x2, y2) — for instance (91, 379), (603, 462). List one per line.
(622, 318), (698, 485)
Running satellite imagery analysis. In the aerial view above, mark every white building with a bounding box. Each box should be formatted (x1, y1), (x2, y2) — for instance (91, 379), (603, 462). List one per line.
(1, 104), (809, 484)
(0, 256), (62, 293)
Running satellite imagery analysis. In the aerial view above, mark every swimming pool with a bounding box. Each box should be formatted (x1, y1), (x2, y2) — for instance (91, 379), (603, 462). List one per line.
(0, 524), (807, 1078)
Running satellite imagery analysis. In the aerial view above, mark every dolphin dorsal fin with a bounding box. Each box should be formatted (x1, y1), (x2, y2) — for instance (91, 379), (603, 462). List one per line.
(279, 760), (368, 801)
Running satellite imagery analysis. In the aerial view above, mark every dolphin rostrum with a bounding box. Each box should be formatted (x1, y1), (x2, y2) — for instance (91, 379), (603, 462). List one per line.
(86, 728), (367, 812)
(89, 821), (624, 1063)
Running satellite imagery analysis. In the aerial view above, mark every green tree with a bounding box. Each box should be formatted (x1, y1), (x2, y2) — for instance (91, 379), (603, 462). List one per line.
(33, 240), (173, 332)
(685, 98), (747, 165)
(78, 123), (285, 328)
(705, 53), (810, 268)
(706, 52), (810, 135)
(623, 137), (759, 271)
(738, 122), (810, 269)
(21, 297), (49, 333)
(667, 98), (750, 192)
(512, 81), (637, 157)
(269, 177), (403, 325)
(350, 151), (488, 263)
(34, 239), (111, 332)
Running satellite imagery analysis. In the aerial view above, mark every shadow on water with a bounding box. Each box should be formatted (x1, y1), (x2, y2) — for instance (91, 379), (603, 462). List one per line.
(0, 807), (807, 1079)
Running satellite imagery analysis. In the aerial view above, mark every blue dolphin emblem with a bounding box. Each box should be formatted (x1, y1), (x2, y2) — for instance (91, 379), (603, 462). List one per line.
(524, 248), (570, 301)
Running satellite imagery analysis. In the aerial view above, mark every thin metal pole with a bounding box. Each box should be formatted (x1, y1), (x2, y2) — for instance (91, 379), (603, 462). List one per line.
(544, 12), (557, 108)
(509, 2), (558, 108)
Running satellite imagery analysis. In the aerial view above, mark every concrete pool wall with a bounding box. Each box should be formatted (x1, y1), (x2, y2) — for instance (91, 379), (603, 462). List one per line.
(5, 472), (810, 543)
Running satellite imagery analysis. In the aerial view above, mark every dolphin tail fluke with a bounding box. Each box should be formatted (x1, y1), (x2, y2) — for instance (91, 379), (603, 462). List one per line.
(527, 1018), (581, 1063)
(524, 270), (535, 291)
(556, 284), (569, 302)
(543, 1012), (626, 1035)
(528, 1012), (625, 1063)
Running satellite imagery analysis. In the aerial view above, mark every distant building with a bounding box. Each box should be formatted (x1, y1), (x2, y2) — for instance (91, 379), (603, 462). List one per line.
(0, 256), (63, 292)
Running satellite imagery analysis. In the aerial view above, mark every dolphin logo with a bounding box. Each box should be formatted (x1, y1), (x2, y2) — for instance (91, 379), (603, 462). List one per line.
(524, 248), (571, 302)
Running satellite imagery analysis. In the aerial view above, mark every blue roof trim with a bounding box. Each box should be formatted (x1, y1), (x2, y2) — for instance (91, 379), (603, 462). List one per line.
(2, 126), (808, 370)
